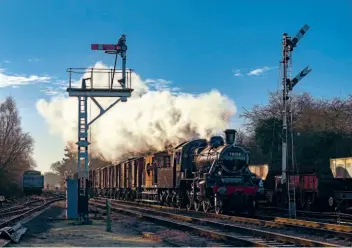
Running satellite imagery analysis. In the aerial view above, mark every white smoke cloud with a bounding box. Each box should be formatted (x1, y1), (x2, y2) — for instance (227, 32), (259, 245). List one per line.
(36, 62), (237, 161)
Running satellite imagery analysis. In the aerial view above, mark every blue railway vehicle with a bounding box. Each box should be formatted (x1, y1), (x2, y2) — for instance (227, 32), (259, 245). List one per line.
(22, 170), (44, 195)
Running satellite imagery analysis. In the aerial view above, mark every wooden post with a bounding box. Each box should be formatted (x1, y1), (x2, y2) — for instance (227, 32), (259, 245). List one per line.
(106, 199), (111, 232)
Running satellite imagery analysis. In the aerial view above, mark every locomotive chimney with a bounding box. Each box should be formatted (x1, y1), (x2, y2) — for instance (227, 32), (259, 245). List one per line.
(224, 129), (236, 145)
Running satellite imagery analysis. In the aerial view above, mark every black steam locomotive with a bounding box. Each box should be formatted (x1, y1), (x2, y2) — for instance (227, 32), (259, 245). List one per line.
(89, 129), (260, 215)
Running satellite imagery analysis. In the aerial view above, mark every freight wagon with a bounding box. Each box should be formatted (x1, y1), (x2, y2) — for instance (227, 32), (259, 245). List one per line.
(22, 170), (44, 195)
(249, 158), (352, 212)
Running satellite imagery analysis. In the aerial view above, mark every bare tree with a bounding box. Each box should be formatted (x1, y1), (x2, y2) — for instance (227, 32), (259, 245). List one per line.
(51, 142), (111, 183)
(0, 97), (35, 195)
(241, 91), (352, 175)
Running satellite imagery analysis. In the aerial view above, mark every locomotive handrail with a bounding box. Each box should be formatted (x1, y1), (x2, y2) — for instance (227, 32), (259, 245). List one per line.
(208, 153), (219, 174)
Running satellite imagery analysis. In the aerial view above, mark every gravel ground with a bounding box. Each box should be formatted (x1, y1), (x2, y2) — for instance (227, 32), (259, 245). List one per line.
(8, 201), (229, 247)
(107, 209), (233, 247)
(8, 201), (166, 247)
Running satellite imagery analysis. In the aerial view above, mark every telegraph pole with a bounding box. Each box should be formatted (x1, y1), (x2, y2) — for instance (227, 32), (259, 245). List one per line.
(280, 25), (311, 218)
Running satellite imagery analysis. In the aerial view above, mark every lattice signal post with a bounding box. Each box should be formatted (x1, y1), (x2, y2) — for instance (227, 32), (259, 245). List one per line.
(66, 34), (133, 222)
(281, 25), (311, 219)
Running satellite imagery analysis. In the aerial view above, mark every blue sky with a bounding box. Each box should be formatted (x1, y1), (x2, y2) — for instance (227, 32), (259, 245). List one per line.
(0, 0), (351, 172)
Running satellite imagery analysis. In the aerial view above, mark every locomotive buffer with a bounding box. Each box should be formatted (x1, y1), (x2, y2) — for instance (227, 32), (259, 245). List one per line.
(66, 34), (133, 222)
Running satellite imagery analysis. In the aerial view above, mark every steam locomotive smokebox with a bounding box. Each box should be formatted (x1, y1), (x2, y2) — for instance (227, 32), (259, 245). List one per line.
(66, 178), (78, 219)
(224, 129), (236, 145)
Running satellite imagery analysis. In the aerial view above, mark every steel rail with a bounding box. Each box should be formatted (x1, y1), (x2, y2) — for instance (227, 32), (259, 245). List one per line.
(91, 198), (339, 247)
(0, 196), (64, 229)
(95, 196), (352, 240)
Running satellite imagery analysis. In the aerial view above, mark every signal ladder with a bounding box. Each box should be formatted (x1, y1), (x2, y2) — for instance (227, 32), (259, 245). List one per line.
(287, 174), (297, 218)
(77, 94), (89, 197)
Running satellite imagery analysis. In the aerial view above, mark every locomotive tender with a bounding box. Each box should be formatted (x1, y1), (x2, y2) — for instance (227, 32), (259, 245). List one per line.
(89, 129), (260, 215)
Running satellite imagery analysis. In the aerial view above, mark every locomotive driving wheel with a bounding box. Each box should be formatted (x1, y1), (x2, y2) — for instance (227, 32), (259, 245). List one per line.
(186, 190), (193, 211)
(202, 199), (211, 213)
(166, 192), (173, 206)
(172, 192), (182, 209)
(159, 191), (166, 205)
(194, 201), (201, 212)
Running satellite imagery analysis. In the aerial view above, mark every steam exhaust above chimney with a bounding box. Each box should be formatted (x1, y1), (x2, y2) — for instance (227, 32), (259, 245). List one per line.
(224, 129), (237, 145)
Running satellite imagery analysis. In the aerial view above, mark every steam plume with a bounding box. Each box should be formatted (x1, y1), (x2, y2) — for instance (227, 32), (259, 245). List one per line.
(36, 62), (237, 161)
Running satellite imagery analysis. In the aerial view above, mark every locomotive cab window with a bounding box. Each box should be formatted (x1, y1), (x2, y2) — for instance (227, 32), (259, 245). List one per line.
(175, 152), (181, 165)
(164, 156), (171, 168)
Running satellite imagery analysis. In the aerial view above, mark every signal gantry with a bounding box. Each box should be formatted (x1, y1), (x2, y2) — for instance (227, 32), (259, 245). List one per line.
(66, 34), (133, 222)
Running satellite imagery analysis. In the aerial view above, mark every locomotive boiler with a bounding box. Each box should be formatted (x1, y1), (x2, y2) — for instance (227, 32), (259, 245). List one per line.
(194, 130), (250, 175)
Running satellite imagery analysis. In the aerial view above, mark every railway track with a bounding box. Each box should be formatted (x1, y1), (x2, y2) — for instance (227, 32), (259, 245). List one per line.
(0, 197), (32, 214)
(95, 197), (352, 235)
(0, 197), (45, 218)
(91, 197), (347, 247)
(259, 206), (352, 225)
(0, 196), (64, 229)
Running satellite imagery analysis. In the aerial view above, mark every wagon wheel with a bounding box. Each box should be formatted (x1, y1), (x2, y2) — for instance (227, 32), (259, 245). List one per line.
(172, 193), (182, 209)
(125, 192), (129, 201)
(194, 201), (201, 212)
(276, 192), (287, 208)
(125, 191), (129, 201)
(131, 191), (136, 201)
(166, 192), (173, 206)
(186, 191), (193, 211)
(176, 193), (183, 209)
(306, 197), (313, 210)
(159, 192), (164, 205)
(214, 195), (223, 215)
(202, 199), (211, 213)
(247, 199), (256, 217)
(300, 191), (306, 209)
